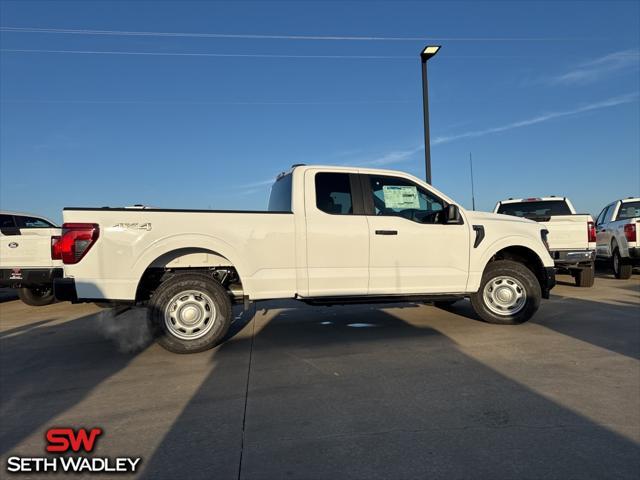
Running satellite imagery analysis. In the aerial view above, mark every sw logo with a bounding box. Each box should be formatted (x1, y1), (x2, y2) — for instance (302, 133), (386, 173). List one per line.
(5, 427), (141, 474)
(46, 427), (103, 453)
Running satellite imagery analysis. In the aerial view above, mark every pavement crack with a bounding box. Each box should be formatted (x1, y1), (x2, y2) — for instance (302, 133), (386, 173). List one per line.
(237, 304), (257, 480)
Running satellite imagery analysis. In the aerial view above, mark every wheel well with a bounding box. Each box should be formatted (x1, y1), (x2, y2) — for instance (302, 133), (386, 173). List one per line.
(489, 246), (546, 290)
(135, 248), (243, 303)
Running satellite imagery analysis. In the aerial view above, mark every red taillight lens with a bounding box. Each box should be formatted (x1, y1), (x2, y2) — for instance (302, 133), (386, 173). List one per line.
(587, 221), (597, 243)
(51, 236), (61, 260)
(624, 223), (636, 242)
(58, 223), (99, 264)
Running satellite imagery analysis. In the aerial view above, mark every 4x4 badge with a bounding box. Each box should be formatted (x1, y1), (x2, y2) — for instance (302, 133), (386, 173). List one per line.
(112, 223), (152, 231)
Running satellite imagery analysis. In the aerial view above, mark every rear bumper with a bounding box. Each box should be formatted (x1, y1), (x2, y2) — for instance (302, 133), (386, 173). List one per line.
(0, 268), (63, 288)
(551, 249), (596, 267)
(542, 267), (556, 299)
(53, 278), (78, 302)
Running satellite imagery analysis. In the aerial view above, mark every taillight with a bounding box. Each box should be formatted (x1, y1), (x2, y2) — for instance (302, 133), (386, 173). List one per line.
(51, 236), (61, 260)
(58, 223), (99, 264)
(624, 223), (637, 242)
(587, 221), (596, 243)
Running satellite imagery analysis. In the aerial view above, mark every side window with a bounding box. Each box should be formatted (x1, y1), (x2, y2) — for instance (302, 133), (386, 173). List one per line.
(602, 204), (616, 224)
(0, 214), (15, 228)
(315, 172), (353, 215)
(369, 175), (445, 224)
(595, 207), (606, 225)
(14, 216), (56, 228)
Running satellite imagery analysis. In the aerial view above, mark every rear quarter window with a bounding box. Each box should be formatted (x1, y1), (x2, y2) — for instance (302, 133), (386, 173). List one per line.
(268, 174), (292, 212)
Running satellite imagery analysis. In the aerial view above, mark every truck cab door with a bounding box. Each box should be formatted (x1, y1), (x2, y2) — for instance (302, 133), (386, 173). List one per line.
(362, 174), (470, 294)
(303, 170), (369, 296)
(595, 203), (615, 256)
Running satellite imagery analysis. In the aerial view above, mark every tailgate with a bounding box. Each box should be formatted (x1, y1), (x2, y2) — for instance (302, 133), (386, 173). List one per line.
(539, 215), (590, 251)
(0, 227), (60, 268)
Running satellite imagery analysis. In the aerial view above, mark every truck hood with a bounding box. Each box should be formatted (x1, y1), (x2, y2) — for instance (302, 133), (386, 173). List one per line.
(464, 210), (538, 226)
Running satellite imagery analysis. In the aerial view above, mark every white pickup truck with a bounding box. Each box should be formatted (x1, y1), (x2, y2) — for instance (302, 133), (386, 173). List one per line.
(0, 211), (63, 305)
(494, 197), (596, 287)
(54, 165), (556, 353)
(594, 197), (639, 279)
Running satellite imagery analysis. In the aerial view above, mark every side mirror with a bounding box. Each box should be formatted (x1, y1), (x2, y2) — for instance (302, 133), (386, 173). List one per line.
(444, 204), (462, 224)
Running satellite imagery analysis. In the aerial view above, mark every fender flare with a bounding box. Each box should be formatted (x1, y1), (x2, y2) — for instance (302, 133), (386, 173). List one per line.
(476, 235), (550, 273)
(132, 233), (250, 294)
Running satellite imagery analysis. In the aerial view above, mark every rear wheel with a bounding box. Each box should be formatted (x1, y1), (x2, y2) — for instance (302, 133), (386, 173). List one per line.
(612, 248), (633, 279)
(573, 263), (595, 287)
(18, 286), (55, 306)
(470, 260), (541, 325)
(148, 272), (232, 354)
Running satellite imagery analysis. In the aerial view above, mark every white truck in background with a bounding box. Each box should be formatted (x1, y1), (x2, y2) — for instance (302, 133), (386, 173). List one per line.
(594, 197), (639, 279)
(0, 211), (62, 306)
(54, 165), (556, 353)
(494, 197), (596, 287)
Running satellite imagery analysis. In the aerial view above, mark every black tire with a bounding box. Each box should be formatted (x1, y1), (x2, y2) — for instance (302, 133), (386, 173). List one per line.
(470, 260), (541, 325)
(574, 263), (595, 288)
(18, 286), (55, 307)
(148, 272), (232, 354)
(612, 248), (633, 279)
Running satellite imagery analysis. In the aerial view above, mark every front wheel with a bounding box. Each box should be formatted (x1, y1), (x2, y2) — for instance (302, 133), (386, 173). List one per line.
(18, 286), (55, 306)
(148, 272), (232, 354)
(470, 260), (541, 325)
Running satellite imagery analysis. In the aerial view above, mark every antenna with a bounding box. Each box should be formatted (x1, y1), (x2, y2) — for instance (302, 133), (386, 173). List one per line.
(469, 152), (476, 211)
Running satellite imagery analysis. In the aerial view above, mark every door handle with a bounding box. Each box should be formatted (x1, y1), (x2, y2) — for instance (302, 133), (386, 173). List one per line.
(375, 230), (398, 235)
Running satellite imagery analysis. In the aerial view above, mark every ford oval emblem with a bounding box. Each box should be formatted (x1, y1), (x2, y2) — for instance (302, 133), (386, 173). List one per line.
(8, 242), (19, 248)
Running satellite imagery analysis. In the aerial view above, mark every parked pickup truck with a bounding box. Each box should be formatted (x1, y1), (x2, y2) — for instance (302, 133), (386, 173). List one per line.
(595, 197), (639, 279)
(54, 165), (556, 353)
(494, 197), (596, 287)
(0, 211), (63, 305)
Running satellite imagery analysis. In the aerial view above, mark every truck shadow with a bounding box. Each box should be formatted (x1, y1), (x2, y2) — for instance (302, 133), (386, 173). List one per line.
(0, 308), (151, 456)
(140, 302), (640, 480)
(439, 293), (639, 360)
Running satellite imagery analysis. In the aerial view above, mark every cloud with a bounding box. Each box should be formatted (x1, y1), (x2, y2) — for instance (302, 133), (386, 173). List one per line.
(432, 92), (639, 146)
(237, 178), (276, 189)
(546, 49), (639, 86)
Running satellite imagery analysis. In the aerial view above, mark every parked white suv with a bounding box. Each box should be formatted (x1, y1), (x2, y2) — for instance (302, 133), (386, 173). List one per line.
(0, 211), (62, 306)
(54, 165), (556, 353)
(494, 197), (596, 287)
(595, 197), (639, 279)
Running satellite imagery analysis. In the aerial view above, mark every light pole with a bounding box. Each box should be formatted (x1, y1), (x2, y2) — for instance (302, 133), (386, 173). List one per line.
(420, 45), (440, 184)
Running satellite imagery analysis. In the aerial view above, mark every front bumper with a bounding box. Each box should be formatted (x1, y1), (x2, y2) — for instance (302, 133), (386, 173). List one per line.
(542, 267), (556, 299)
(53, 277), (78, 302)
(0, 268), (63, 288)
(551, 249), (596, 267)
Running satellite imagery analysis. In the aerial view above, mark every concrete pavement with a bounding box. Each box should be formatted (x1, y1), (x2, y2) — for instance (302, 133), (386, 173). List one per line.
(1, 273), (638, 479)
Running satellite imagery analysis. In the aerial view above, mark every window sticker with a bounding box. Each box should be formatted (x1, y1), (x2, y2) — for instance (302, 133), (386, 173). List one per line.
(382, 185), (420, 209)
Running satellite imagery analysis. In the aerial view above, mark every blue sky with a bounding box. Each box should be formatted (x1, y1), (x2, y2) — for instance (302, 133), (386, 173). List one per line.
(1, 0), (638, 223)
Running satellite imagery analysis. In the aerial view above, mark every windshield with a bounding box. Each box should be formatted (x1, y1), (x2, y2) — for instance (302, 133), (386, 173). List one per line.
(616, 201), (640, 221)
(497, 200), (571, 219)
(268, 174), (292, 212)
